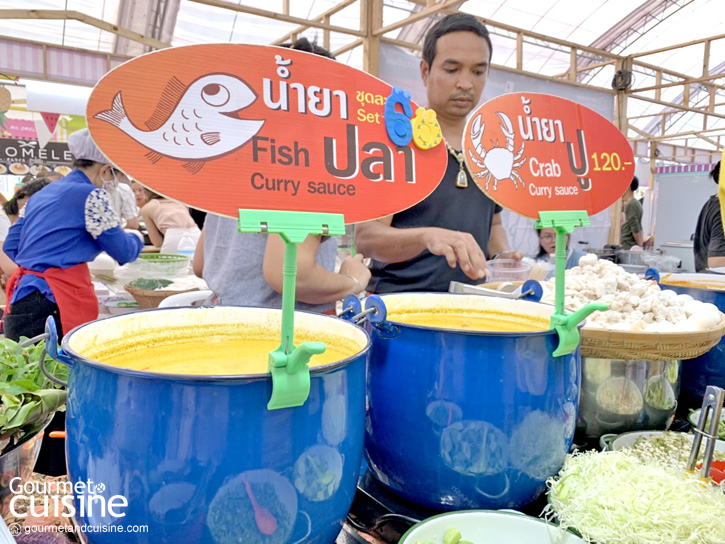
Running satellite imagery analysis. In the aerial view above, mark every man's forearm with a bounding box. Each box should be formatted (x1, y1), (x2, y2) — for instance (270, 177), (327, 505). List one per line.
(708, 255), (725, 268)
(355, 221), (429, 264)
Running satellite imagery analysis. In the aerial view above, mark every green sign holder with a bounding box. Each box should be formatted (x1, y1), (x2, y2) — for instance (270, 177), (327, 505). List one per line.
(239, 209), (346, 410)
(536, 210), (607, 357)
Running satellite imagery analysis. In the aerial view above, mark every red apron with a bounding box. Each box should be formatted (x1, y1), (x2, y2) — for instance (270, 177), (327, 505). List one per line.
(5, 262), (98, 335)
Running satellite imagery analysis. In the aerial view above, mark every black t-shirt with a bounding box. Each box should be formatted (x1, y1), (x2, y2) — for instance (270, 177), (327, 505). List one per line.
(368, 152), (502, 293)
(693, 195), (725, 272)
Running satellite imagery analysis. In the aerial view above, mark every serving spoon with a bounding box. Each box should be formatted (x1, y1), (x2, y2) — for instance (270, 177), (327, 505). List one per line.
(242, 476), (278, 536)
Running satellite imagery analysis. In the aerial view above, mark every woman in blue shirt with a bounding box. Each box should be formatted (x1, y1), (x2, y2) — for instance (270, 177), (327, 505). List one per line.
(3, 129), (143, 341)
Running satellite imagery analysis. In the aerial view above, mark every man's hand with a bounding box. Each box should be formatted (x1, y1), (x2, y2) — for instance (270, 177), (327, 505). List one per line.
(422, 227), (487, 280)
(492, 250), (524, 261)
(339, 253), (372, 293)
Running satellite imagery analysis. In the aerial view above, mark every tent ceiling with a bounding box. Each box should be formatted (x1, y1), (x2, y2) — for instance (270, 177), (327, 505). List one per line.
(0, 0), (722, 163)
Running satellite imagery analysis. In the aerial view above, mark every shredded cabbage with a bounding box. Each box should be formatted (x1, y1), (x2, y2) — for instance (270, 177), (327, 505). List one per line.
(546, 450), (725, 543)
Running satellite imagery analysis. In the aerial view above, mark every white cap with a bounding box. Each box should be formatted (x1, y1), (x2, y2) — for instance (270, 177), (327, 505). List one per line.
(68, 129), (108, 164)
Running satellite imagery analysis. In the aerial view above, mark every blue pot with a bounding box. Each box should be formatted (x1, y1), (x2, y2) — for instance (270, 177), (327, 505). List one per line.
(661, 274), (725, 411)
(50, 307), (369, 544)
(363, 293), (580, 511)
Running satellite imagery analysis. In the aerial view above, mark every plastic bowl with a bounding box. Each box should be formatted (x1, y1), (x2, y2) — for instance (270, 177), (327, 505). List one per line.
(104, 296), (141, 315)
(398, 510), (585, 544)
(486, 259), (532, 283)
(127, 253), (190, 279)
(600, 429), (725, 454)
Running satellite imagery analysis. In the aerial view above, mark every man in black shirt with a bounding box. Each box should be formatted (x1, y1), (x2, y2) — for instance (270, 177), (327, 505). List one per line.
(355, 13), (520, 293)
(693, 161), (725, 272)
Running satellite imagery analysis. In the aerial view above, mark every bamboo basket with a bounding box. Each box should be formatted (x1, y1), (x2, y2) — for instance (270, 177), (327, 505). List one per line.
(124, 283), (198, 309)
(580, 318), (725, 361)
(478, 281), (725, 361)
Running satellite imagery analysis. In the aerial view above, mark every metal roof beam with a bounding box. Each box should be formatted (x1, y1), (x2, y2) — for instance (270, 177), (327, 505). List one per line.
(187, 0), (362, 37)
(0, 9), (170, 49)
(271, 0), (358, 45)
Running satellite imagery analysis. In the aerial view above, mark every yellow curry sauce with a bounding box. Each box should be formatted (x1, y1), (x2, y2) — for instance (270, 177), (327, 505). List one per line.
(98, 337), (354, 375)
(79, 322), (361, 375)
(388, 309), (549, 332)
(660, 278), (725, 290)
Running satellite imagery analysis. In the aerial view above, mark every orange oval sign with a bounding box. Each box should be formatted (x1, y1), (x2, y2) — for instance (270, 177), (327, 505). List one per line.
(463, 92), (634, 219)
(87, 44), (446, 224)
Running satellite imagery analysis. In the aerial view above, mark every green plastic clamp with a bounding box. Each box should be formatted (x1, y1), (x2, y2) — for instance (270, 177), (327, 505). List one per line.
(239, 209), (345, 410)
(536, 210), (608, 357)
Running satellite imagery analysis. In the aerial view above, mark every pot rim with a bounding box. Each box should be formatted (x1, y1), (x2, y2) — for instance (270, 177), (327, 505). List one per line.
(374, 292), (571, 338)
(60, 306), (371, 383)
(398, 509), (584, 543)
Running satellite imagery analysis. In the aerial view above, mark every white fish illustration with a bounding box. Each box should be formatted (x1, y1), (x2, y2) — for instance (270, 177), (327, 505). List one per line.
(94, 74), (264, 173)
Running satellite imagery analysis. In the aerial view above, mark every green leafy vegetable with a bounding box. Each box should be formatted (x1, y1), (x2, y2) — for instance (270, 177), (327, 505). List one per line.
(0, 338), (68, 456)
(128, 278), (174, 291)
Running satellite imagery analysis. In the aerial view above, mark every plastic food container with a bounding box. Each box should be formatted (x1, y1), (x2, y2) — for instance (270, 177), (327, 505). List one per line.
(486, 259), (532, 282)
(103, 296), (141, 315)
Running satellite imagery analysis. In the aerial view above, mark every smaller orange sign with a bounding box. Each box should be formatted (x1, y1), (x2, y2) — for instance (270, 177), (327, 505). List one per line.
(463, 93), (635, 219)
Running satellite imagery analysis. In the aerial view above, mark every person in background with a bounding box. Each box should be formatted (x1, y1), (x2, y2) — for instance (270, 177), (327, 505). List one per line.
(189, 207), (207, 230)
(620, 176), (643, 249)
(45, 171), (63, 182)
(693, 161), (725, 272)
(105, 176), (140, 230)
(141, 188), (199, 252)
(0, 178), (52, 276)
(2, 129), (142, 476)
(3, 178), (52, 225)
(534, 227), (586, 270)
(2, 129), (143, 341)
(355, 14), (521, 294)
(195, 37), (371, 313)
(131, 180), (148, 209)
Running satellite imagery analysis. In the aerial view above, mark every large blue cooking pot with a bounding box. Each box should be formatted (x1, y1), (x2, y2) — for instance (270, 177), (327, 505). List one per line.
(362, 293), (580, 511)
(47, 306), (369, 544)
(660, 273), (725, 411)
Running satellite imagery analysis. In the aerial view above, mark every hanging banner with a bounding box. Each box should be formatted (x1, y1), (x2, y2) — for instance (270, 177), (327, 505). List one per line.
(86, 44), (447, 224)
(463, 92), (635, 219)
(41, 112), (61, 133)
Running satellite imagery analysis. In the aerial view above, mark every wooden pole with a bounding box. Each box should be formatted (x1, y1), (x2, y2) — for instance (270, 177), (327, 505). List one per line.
(272, 0), (358, 46)
(362, 0), (383, 77)
(608, 56), (632, 246)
